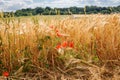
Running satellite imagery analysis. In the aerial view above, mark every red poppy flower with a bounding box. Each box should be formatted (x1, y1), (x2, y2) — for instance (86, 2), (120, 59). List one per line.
(69, 41), (74, 48)
(3, 71), (9, 77)
(49, 25), (54, 29)
(56, 44), (61, 49)
(56, 32), (62, 37)
(61, 41), (68, 48)
(55, 29), (59, 33)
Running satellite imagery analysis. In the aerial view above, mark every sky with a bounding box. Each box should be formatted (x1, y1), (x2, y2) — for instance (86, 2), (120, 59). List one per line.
(0, 0), (120, 12)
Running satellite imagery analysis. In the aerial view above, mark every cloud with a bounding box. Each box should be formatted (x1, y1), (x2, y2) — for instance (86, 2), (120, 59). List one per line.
(28, 0), (83, 8)
(78, 0), (120, 6)
(29, 0), (120, 8)
(0, 0), (33, 11)
(0, 0), (120, 12)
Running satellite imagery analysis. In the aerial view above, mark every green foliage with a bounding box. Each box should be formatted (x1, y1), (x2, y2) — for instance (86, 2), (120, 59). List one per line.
(2, 5), (120, 17)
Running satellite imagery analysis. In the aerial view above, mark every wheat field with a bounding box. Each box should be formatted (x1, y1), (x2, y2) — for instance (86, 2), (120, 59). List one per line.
(0, 13), (120, 80)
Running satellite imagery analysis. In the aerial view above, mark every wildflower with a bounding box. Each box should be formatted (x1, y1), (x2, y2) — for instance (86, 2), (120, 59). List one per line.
(55, 29), (62, 37)
(56, 32), (70, 37)
(55, 29), (59, 33)
(55, 28), (70, 37)
(49, 25), (54, 29)
(56, 43), (64, 54)
(3, 71), (9, 77)
(56, 32), (62, 37)
(69, 41), (74, 48)
(58, 48), (64, 55)
(56, 44), (61, 49)
(61, 41), (68, 48)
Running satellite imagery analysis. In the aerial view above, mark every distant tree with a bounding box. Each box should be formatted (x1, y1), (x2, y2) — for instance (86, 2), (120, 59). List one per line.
(70, 7), (78, 14)
(45, 7), (51, 11)
(101, 10), (111, 14)
(43, 9), (49, 15)
(35, 7), (44, 15)
(12, 5), (120, 17)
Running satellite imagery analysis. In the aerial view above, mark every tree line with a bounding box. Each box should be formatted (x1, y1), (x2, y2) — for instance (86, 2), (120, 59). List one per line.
(3, 5), (120, 17)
